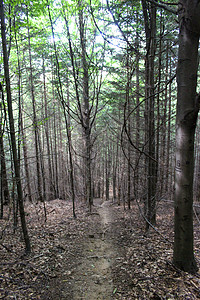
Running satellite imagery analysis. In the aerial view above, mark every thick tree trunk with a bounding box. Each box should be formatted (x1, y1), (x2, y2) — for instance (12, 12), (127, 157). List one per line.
(173, 1), (200, 273)
(78, 4), (93, 210)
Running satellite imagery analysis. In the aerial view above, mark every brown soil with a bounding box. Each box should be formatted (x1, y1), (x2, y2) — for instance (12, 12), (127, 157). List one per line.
(0, 198), (200, 299)
(47, 198), (120, 299)
(72, 199), (117, 299)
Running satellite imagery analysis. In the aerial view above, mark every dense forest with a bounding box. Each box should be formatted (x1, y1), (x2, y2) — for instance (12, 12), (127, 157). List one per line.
(0, 0), (200, 297)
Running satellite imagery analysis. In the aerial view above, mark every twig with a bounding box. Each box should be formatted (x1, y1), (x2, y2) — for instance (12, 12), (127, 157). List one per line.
(147, 0), (177, 14)
(0, 243), (12, 252)
(193, 207), (200, 225)
(135, 198), (173, 244)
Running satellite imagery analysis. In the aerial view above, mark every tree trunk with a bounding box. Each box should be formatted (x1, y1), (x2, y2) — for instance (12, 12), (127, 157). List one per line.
(43, 56), (54, 200)
(166, 51), (172, 197)
(135, 31), (140, 199)
(142, 0), (157, 229)
(0, 92), (10, 207)
(78, 3), (93, 210)
(112, 142), (117, 202)
(0, 0), (31, 253)
(14, 26), (32, 203)
(126, 54), (131, 210)
(0, 121), (10, 217)
(27, 12), (43, 202)
(173, 0), (200, 273)
(105, 143), (110, 201)
(48, 5), (76, 216)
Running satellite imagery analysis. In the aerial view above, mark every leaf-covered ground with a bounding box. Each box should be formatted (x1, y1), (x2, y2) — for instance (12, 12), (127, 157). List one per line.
(0, 198), (200, 299)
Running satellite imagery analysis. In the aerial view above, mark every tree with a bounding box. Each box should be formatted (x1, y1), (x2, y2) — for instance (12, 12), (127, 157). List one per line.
(0, 0), (31, 253)
(47, 3), (76, 217)
(0, 86), (10, 209)
(173, 0), (200, 273)
(63, 0), (103, 211)
(27, 8), (43, 202)
(142, 0), (157, 229)
(78, 1), (93, 209)
(14, 18), (33, 203)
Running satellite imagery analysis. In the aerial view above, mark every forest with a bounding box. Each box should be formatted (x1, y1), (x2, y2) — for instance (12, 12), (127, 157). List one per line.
(0, 0), (200, 299)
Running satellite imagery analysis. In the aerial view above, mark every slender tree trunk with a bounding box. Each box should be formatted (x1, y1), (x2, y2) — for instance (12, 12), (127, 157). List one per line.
(54, 115), (59, 198)
(21, 120), (32, 202)
(48, 5), (76, 216)
(126, 54), (131, 209)
(66, 76), (76, 217)
(27, 12), (42, 202)
(160, 41), (168, 196)
(42, 57), (54, 200)
(14, 26), (32, 203)
(51, 68), (59, 199)
(0, 0), (31, 252)
(105, 143), (110, 201)
(156, 15), (162, 199)
(102, 157), (104, 198)
(142, 0), (157, 229)
(0, 97), (10, 206)
(0, 174), (3, 218)
(0, 116), (10, 219)
(135, 31), (140, 199)
(166, 54), (172, 197)
(112, 142), (117, 202)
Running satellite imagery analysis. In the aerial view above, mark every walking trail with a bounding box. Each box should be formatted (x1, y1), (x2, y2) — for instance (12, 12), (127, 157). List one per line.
(1, 198), (199, 299)
(72, 198), (118, 299)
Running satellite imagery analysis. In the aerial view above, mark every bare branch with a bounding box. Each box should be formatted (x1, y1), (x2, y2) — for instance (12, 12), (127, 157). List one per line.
(147, 0), (177, 14)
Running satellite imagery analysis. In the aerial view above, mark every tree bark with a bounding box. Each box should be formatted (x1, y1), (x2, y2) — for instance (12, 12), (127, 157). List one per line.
(0, 0), (31, 253)
(78, 3), (93, 210)
(142, 0), (157, 229)
(166, 50), (172, 197)
(173, 0), (200, 273)
(0, 89), (10, 207)
(42, 56), (54, 200)
(14, 25), (32, 203)
(27, 11), (43, 202)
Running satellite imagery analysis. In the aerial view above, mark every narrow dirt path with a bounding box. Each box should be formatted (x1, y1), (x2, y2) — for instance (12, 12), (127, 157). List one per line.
(72, 199), (118, 299)
(2, 199), (199, 299)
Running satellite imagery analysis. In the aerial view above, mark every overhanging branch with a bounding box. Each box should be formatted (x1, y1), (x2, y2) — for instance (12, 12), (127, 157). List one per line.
(147, 0), (177, 14)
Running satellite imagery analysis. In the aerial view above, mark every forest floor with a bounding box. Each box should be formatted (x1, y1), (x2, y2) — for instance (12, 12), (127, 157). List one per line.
(0, 198), (200, 299)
